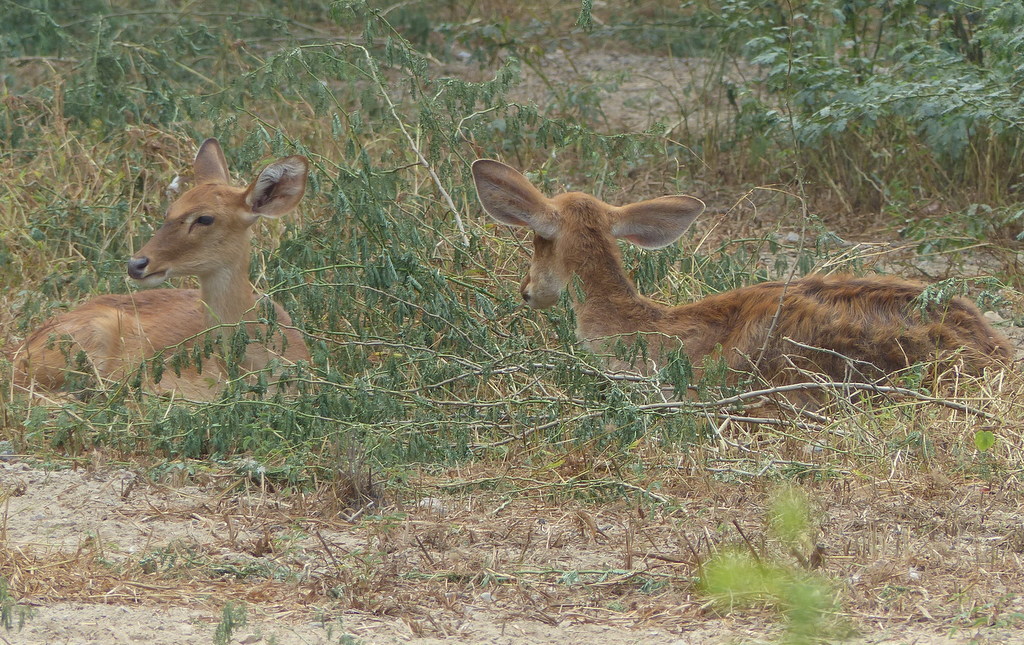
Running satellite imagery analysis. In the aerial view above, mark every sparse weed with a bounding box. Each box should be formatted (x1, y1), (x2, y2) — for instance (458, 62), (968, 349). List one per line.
(212, 602), (248, 645)
(701, 485), (848, 644)
(0, 577), (33, 632)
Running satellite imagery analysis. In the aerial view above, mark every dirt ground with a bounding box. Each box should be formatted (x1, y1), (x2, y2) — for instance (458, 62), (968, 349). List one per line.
(3, 446), (1024, 645)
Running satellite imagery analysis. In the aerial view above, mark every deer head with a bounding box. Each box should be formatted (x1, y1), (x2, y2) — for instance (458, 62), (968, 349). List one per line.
(471, 159), (705, 308)
(128, 139), (308, 287)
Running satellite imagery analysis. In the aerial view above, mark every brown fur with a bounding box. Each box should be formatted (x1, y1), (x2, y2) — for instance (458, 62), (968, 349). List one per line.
(9, 139), (310, 399)
(472, 159), (1012, 385)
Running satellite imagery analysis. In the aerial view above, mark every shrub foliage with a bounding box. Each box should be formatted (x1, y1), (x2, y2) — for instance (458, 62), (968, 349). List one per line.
(0, 0), (1020, 476)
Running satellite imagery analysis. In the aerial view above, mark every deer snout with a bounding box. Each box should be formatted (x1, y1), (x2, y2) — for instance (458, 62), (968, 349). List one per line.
(127, 256), (150, 280)
(128, 255), (169, 287)
(520, 274), (533, 305)
(518, 270), (561, 309)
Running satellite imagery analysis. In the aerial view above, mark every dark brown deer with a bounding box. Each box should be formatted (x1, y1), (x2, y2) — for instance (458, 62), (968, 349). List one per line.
(471, 159), (1012, 387)
(10, 139), (310, 399)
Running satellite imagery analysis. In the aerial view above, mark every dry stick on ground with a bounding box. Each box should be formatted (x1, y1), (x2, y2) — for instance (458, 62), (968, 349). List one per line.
(639, 382), (1003, 421)
(783, 336), (945, 383)
(437, 474), (670, 504)
(731, 519), (762, 564)
(305, 329), (1005, 440)
(471, 377), (1005, 451)
(469, 411), (606, 450)
(706, 414), (823, 431)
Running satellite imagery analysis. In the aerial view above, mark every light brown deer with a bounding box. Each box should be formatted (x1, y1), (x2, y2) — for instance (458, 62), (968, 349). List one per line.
(472, 159), (1013, 387)
(10, 139), (310, 399)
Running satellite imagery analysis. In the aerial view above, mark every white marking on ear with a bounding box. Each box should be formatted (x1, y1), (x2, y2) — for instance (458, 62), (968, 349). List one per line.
(165, 175), (183, 199)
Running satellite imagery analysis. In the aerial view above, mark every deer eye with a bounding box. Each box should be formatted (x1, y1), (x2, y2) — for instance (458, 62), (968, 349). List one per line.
(188, 214), (215, 233)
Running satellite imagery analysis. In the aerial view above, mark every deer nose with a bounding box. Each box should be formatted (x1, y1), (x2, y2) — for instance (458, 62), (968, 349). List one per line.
(127, 256), (150, 280)
(520, 274), (532, 304)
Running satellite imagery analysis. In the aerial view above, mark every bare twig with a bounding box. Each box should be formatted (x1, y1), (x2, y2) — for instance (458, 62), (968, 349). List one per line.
(731, 519), (762, 564)
(358, 46), (470, 247)
(637, 381), (1003, 422)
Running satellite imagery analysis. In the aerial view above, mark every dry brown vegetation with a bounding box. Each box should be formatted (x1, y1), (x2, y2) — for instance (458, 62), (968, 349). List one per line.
(1, 1), (1024, 644)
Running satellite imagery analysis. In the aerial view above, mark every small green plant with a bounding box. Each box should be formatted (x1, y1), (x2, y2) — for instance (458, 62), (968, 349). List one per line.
(972, 429), (999, 483)
(974, 430), (996, 453)
(701, 485), (845, 644)
(952, 596), (1024, 631)
(213, 602), (248, 645)
(0, 577), (34, 632)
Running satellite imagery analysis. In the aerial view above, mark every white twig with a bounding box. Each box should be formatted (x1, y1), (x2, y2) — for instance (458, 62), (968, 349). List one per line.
(360, 47), (470, 247)
(638, 381), (1002, 421)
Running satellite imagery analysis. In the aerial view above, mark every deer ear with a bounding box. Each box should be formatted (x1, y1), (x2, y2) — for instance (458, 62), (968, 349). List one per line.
(193, 138), (231, 185)
(472, 159), (560, 239)
(243, 156), (309, 223)
(611, 196), (705, 249)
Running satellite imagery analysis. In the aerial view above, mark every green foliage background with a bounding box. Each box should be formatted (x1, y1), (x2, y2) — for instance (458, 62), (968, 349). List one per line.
(1, 0), (1021, 485)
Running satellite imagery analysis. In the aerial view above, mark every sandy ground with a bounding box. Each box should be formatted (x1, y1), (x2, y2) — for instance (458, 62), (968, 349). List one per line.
(0, 461), (736, 644)
(3, 452), (1024, 644)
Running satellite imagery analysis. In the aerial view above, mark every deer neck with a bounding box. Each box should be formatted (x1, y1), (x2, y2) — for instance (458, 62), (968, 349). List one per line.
(198, 264), (258, 329)
(567, 232), (661, 336)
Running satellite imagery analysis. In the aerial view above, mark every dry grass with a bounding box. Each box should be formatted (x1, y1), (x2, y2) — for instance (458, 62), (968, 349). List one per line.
(1, 5), (1024, 643)
(3, 402), (1024, 638)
